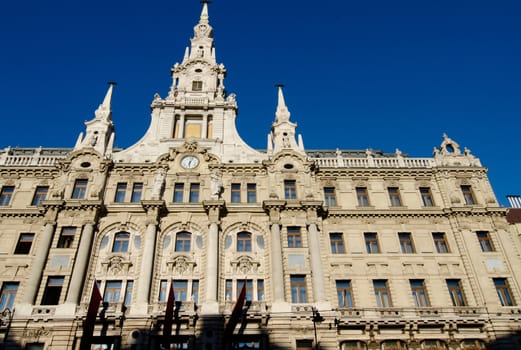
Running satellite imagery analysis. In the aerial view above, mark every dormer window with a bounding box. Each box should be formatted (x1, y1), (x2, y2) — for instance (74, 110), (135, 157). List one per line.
(192, 80), (203, 91)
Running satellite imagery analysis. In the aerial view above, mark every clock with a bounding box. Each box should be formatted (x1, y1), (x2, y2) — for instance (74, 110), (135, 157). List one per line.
(181, 155), (199, 169)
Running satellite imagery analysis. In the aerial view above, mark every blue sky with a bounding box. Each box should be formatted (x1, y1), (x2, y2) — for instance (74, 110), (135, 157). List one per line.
(0, 0), (520, 206)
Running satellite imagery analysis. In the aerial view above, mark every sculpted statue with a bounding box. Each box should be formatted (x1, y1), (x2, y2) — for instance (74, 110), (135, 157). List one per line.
(151, 168), (166, 200)
(210, 170), (223, 200)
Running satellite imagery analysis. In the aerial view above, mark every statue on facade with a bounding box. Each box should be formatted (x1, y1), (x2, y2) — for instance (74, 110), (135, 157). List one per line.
(210, 170), (223, 200)
(151, 168), (166, 200)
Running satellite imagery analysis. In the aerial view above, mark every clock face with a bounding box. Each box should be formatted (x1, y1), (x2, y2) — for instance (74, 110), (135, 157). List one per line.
(181, 155), (199, 169)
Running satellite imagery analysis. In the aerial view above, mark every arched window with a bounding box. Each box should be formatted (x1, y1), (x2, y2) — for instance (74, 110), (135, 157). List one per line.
(237, 232), (252, 252)
(460, 339), (486, 349)
(421, 340), (447, 349)
(113, 232), (130, 253)
(175, 232), (191, 252)
(341, 340), (367, 350)
(381, 340), (407, 350)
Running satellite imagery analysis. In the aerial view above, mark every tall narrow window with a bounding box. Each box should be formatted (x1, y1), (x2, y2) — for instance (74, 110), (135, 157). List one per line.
(364, 232), (380, 253)
(124, 281), (133, 306)
(14, 233), (34, 254)
(247, 183), (257, 203)
(399, 232), (415, 253)
(173, 280), (188, 301)
(192, 80), (203, 91)
(494, 278), (515, 306)
(373, 280), (392, 307)
(287, 227), (302, 248)
(284, 180), (297, 200)
(113, 232), (130, 253)
(159, 280), (168, 302)
(114, 183), (127, 202)
(330, 233), (345, 254)
(388, 187), (402, 207)
(336, 280), (353, 308)
(237, 280), (253, 301)
(231, 183), (241, 203)
(420, 187), (435, 207)
(410, 279), (430, 307)
(257, 280), (264, 301)
(477, 231), (494, 252)
(31, 186), (49, 206)
(225, 280), (233, 301)
(461, 185), (476, 205)
(130, 183), (143, 203)
(189, 183), (200, 203)
(192, 280), (199, 303)
(290, 275), (307, 303)
(356, 187), (370, 207)
(0, 282), (19, 311)
(237, 232), (252, 252)
(71, 179), (88, 199)
(447, 279), (466, 306)
(0, 186), (14, 206)
(433, 232), (450, 253)
(173, 183), (184, 203)
(104, 281), (122, 303)
(324, 187), (337, 207)
(41, 276), (64, 305)
(57, 227), (76, 248)
(175, 232), (191, 252)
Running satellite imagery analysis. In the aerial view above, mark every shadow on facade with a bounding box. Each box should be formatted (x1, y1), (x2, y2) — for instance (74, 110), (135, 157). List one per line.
(487, 331), (521, 350)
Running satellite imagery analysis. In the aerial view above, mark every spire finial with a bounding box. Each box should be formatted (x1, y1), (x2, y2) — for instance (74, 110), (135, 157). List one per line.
(101, 82), (117, 108)
(275, 84), (290, 122)
(199, 0), (211, 24)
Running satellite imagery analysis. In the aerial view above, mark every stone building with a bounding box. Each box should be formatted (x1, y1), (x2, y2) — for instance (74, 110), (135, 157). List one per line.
(1, 3), (520, 350)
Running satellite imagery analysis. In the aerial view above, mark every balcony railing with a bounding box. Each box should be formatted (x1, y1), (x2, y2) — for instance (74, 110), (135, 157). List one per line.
(0, 147), (69, 166)
(311, 156), (436, 169)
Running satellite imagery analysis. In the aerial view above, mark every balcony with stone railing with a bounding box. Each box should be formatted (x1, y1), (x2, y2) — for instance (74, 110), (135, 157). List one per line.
(0, 147), (70, 166)
(309, 153), (436, 169)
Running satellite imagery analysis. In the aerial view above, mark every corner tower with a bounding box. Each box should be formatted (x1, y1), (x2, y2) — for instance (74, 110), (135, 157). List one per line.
(114, 2), (265, 164)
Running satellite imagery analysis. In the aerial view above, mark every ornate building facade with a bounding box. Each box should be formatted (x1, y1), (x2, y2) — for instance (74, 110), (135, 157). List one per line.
(1, 3), (520, 350)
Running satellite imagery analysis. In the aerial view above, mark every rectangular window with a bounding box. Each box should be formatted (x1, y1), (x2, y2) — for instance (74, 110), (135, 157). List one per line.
(31, 186), (49, 206)
(247, 183), (257, 203)
(159, 280), (168, 302)
(447, 279), (466, 306)
(364, 232), (380, 253)
(296, 340), (313, 350)
(330, 232), (345, 254)
(104, 280), (122, 303)
(290, 275), (307, 303)
(0, 186), (14, 206)
(356, 187), (370, 207)
(173, 280), (188, 301)
(420, 187), (435, 207)
(287, 226), (302, 248)
(0, 282), (19, 311)
(284, 180), (297, 200)
(324, 187), (337, 207)
(225, 279), (233, 301)
(231, 183), (241, 203)
(173, 183), (184, 203)
(257, 280), (264, 301)
(477, 231), (495, 252)
(72, 179), (88, 199)
(336, 280), (353, 308)
(373, 280), (392, 307)
(130, 183), (143, 203)
(433, 232), (450, 253)
(192, 80), (203, 91)
(189, 183), (200, 203)
(114, 182), (127, 202)
(461, 185), (476, 205)
(175, 232), (191, 252)
(494, 278), (515, 306)
(192, 280), (199, 303)
(237, 232), (252, 252)
(237, 280), (253, 301)
(399, 232), (415, 253)
(14, 233), (34, 254)
(57, 227), (76, 248)
(388, 187), (402, 207)
(410, 279), (430, 307)
(41, 276), (64, 305)
(124, 281), (133, 306)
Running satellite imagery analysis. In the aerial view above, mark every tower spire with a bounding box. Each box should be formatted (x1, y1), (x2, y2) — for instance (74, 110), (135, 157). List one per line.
(199, 1), (210, 24)
(275, 84), (290, 123)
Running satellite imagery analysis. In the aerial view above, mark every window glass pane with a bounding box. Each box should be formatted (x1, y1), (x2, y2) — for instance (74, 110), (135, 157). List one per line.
(247, 183), (257, 203)
(284, 180), (297, 200)
(231, 183), (241, 203)
(173, 280), (188, 301)
(237, 232), (252, 252)
(324, 187), (337, 207)
(72, 180), (88, 199)
(0, 282), (19, 311)
(399, 232), (415, 253)
(14, 233), (34, 254)
(0, 186), (14, 206)
(114, 183), (127, 202)
(287, 227), (302, 248)
(32, 186), (49, 206)
(364, 232), (379, 253)
(104, 281), (122, 303)
(41, 276), (64, 305)
(336, 280), (353, 308)
(130, 183), (143, 203)
(175, 232), (191, 252)
(330, 233), (345, 254)
(290, 275), (307, 303)
(113, 232), (130, 252)
(173, 183), (184, 203)
(57, 227), (76, 248)
(356, 187), (369, 207)
(420, 187), (435, 207)
(189, 183), (200, 203)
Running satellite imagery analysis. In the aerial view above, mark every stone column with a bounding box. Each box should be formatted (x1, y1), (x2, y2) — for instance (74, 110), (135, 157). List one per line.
(65, 222), (96, 304)
(178, 114), (185, 138)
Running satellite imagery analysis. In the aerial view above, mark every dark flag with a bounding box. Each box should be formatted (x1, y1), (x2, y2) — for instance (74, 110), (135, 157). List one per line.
(80, 282), (102, 350)
(224, 281), (246, 340)
(163, 283), (175, 348)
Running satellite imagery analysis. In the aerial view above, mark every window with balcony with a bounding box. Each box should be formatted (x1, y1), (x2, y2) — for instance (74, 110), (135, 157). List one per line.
(494, 278), (515, 306)
(324, 187), (337, 207)
(104, 280), (122, 303)
(420, 187), (435, 207)
(461, 185), (476, 205)
(410, 279), (430, 307)
(71, 179), (88, 199)
(231, 183), (241, 203)
(41, 276), (64, 305)
(365, 232), (380, 253)
(477, 231), (494, 252)
(237, 232), (252, 252)
(114, 182), (127, 202)
(356, 187), (370, 207)
(330, 232), (345, 254)
(31, 186), (49, 206)
(447, 279), (466, 306)
(192, 80), (203, 91)
(173, 280), (188, 301)
(130, 183), (143, 203)
(175, 232), (191, 252)
(287, 226), (302, 248)
(112, 232), (130, 253)
(336, 280), (353, 308)
(284, 180), (297, 200)
(237, 280), (253, 301)
(433, 232), (450, 253)
(173, 183), (184, 203)
(399, 232), (415, 253)
(373, 280), (392, 307)
(189, 183), (200, 203)
(0, 186), (14, 206)
(247, 183), (257, 203)
(14, 233), (34, 254)
(57, 227), (76, 248)
(290, 275), (307, 303)
(0, 282), (19, 311)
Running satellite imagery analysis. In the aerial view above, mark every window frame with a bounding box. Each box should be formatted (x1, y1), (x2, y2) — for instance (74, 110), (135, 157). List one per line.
(284, 180), (297, 200)
(373, 279), (392, 308)
(14, 233), (35, 254)
(364, 232), (380, 254)
(410, 279), (430, 307)
(399, 232), (415, 253)
(104, 280), (123, 303)
(323, 187), (337, 207)
(114, 182), (127, 203)
(189, 183), (200, 203)
(247, 183), (257, 203)
(356, 187), (370, 207)
(287, 226), (302, 248)
(420, 187), (435, 207)
(494, 278), (515, 306)
(231, 183), (241, 203)
(0, 282), (19, 311)
(461, 185), (476, 205)
(41, 276), (64, 305)
(433, 232), (450, 253)
(31, 186), (49, 206)
(336, 280), (354, 308)
(290, 275), (307, 303)
(329, 232), (345, 254)
(173, 183), (184, 203)
(71, 179), (88, 200)
(112, 232), (130, 253)
(0, 186), (14, 206)
(388, 187), (402, 207)
(447, 279), (467, 306)
(192, 80), (203, 91)
(477, 231), (495, 252)
(57, 226), (76, 248)
(175, 232), (191, 252)
(130, 183), (143, 203)
(237, 231), (252, 252)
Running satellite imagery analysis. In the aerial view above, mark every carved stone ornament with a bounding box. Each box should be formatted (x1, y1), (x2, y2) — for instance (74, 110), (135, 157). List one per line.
(231, 255), (260, 274)
(167, 255), (197, 275)
(101, 255), (133, 276)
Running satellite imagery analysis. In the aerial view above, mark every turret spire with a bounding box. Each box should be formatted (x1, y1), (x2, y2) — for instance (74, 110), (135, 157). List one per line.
(199, 1), (210, 24)
(275, 84), (290, 123)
